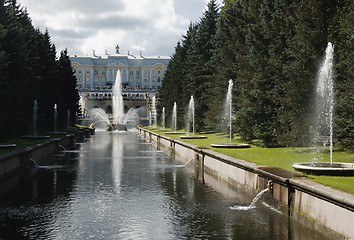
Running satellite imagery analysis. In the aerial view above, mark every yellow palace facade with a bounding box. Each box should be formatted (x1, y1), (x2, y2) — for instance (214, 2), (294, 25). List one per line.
(70, 48), (170, 114)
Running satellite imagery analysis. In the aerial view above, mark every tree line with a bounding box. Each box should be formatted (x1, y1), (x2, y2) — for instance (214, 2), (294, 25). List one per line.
(158, 0), (353, 150)
(0, 0), (79, 138)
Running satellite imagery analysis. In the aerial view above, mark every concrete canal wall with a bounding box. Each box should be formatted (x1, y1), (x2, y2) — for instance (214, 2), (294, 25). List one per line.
(0, 131), (87, 185)
(139, 128), (354, 239)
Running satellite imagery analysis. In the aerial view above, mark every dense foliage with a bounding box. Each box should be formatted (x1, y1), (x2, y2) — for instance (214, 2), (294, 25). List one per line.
(0, 0), (79, 138)
(159, 0), (353, 150)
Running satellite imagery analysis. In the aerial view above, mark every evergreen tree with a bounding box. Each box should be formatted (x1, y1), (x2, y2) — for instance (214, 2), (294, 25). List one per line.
(330, 0), (354, 150)
(0, 0), (33, 135)
(160, 0), (353, 150)
(35, 29), (59, 131)
(158, 42), (185, 129)
(241, 0), (280, 146)
(57, 48), (79, 128)
(0, 0), (79, 136)
(180, 23), (198, 129)
(159, 23), (198, 129)
(185, 0), (219, 130)
(274, 0), (327, 146)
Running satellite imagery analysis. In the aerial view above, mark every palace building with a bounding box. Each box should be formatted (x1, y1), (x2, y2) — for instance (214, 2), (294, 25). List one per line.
(70, 46), (170, 117)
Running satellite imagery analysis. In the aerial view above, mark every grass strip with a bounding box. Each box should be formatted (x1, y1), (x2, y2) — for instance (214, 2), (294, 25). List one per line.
(145, 127), (354, 195)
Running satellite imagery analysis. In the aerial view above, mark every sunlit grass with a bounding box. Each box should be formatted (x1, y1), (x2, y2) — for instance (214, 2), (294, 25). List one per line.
(144, 127), (354, 195)
(0, 131), (71, 154)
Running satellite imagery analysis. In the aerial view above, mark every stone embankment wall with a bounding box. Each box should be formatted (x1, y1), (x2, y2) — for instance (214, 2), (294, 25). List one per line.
(0, 131), (87, 184)
(139, 128), (354, 239)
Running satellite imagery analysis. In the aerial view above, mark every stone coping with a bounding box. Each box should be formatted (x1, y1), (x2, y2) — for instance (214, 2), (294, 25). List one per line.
(139, 127), (354, 212)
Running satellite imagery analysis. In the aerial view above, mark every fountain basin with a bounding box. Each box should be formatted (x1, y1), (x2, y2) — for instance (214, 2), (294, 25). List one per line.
(180, 135), (208, 139)
(107, 124), (127, 131)
(293, 162), (354, 176)
(0, 143), (16, 148)
(46, 131), (68, 135)
(21, 135), (50, 140)
(165, 132), (186, 135)
(211, 143), (250, 148)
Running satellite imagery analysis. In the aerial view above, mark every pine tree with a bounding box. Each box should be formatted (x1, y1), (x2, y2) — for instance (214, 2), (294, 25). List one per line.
(0, 1), (33, 135)
(185, 0), (219, 130)
(330, 0), (354, 150)
(35, 29), (59, 130)
(158, 42), (185, 129)
(0, 0), (80, 136)
(57, 48), (79, 128)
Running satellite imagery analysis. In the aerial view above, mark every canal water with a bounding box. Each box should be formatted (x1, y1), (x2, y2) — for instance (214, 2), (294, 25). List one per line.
(0, 131), (329, 239)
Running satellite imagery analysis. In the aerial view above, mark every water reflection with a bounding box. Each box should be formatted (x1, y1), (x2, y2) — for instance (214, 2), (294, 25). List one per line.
(0, 131), (330, 239)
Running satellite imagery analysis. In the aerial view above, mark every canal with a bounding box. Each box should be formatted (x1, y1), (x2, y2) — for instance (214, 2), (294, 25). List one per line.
(0, 130), (329, 239)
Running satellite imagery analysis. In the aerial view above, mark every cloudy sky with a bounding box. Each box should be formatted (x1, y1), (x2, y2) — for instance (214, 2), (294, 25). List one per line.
(18, 0), (223, 57)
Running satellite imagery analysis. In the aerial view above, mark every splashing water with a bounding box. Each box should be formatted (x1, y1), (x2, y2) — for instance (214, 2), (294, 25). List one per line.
(186, 96), (195, 135)
(230, 188), (269, 211)
(33, 100), (38, 135)
(162, 107), (166, 129)
(112, 70), (124, 125)
(151, 95), (157, 126)
(54, 104), (58, 132)
(171, 102), (177, 131)
(312, 42), (335, 165)
(224, 80), (234, 143)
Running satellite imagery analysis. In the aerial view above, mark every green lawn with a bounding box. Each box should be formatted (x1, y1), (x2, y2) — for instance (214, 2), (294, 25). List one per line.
(145, 127), (354, 195)
(0, 137), (46, 154)
(0, 132), (70, 154)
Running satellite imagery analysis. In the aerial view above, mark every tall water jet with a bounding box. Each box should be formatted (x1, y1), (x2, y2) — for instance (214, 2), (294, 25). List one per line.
(67, 110), (70, 128)
(180, 96), (207, 139)
(211, 79), (249, 148)
(166, 102), (185, 135)
(172, 102), (177, 131)
(225, 80), (233, 144)
(54, 104), (58, 132)
(151, 95), (157, 126)
(79, 95), (86, 117)
(314, 42), (334, 164)
(21, 101), (49, 139)
(112, 70), (124, 125)
(293, 42), (354, 176)
(162, 107), (166, 129)
(33, 100), (38, 135)
(186, 96), (195, 135)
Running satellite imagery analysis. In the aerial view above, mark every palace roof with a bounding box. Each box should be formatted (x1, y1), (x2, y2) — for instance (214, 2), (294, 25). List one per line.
(70, 53), (170, 68)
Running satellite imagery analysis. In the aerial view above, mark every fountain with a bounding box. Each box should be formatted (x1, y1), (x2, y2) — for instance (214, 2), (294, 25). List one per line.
(172, 102), (177, 131)
(230, 188), (269, 210)
(110, 70), (127, 131)
(67, 109), (70, 128)
(21, 100), (50, 139)
(79, 95), (87, 118)
(161, 107), (166, 129)
(29, 158), (67, 171)
(180, 96), (207, 139)
(46, 104), (67, 134)
(54, 104), (58, 132)
(165, 102), (184, 134)
(151, 95), (157, 127)
(33, 100), (38, 135)
(211, 80), (249, 148)
(87, 70), (140, 131)
(293, 42), (354, 176)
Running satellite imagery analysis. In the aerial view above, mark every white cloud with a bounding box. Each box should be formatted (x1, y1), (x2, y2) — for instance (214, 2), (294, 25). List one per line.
(18, 0), (223, 57)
